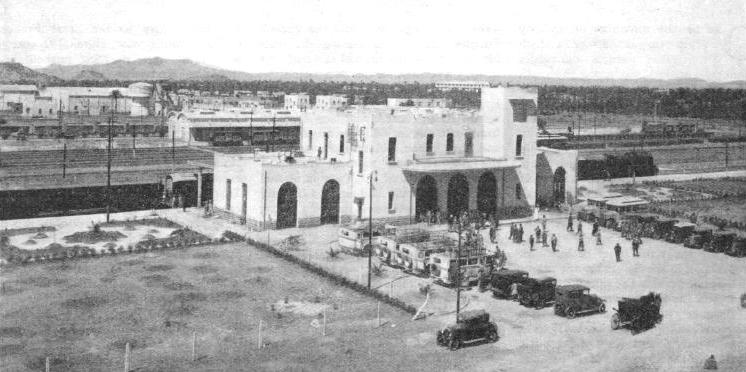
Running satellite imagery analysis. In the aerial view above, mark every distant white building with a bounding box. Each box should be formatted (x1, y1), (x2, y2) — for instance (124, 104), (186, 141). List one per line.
(435, 81), (491, 92)
(315, 95), (348, 109)
(284, 94), (310, 111)
(386, 98), (452, 108)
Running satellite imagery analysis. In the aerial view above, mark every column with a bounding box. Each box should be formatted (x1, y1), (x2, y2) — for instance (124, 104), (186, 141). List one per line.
(196, 168), (203, 207)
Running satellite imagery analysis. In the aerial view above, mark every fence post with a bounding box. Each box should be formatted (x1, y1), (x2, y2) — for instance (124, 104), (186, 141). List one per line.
(257, 320), (262, 349)
(124, 342), (130, 372)
(191, 331), (196, 361)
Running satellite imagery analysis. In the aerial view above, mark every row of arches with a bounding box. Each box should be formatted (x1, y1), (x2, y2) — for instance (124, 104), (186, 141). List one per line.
(415, 172), (498, 218)
(276, 179), (340, 229)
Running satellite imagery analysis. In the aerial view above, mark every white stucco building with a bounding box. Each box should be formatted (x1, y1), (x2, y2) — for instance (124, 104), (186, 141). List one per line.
(315, 95), (348, 109)
(284, 94), (310, 111)
(212, 86), (576, 230)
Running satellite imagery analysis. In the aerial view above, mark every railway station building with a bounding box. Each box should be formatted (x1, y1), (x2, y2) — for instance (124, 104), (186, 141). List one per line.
(211, 86), (578, 230)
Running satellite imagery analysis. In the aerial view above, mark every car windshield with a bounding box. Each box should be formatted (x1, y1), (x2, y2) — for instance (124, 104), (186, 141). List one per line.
(583, 289), (590, 295)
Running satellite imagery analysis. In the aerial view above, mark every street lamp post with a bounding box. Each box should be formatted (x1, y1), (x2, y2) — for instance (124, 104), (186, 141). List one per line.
(455, 216), (463, 321)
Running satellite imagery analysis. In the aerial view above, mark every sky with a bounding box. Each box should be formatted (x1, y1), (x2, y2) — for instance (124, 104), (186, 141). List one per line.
(1, 0), (745, 81)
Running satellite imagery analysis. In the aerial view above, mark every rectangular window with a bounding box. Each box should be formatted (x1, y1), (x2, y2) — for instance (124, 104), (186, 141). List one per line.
(516, 135), (523, 157)
(308, 130), (313, 149)
(358, 151), (364, 175)
(388, 191), (394, 210)
(339, 134), (345, 153)
(226, 179), (232, 211)
(515, 183), (522, 200)
(388, 137), (397, 162)
(446, 133), (454, 152)
(426, 134), (434, 153)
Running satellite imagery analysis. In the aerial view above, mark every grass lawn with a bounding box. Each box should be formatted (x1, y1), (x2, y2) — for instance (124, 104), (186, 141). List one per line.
(0, 242), (466, 372)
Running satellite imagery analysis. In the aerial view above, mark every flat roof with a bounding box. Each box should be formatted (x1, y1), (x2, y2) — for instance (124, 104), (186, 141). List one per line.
(606, 196), (649, 207)
(402, 157), (520, 173)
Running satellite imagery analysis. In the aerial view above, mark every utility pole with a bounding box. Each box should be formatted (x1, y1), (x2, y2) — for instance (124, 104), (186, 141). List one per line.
(455, 216), (463, 321)
(367, 170), (377, 290)
(62, 143), (67, 178)
(106, 98), (114, 223)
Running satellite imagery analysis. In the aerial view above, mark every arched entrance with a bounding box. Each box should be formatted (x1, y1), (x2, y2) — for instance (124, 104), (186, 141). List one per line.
(553, 167), (566, 204)
(276, 182), (297, 229)
(447, 174), (469, 217)
(320, 179), (340, 224)
(415, 175), (438, 219)
(477, 172), (497, 217)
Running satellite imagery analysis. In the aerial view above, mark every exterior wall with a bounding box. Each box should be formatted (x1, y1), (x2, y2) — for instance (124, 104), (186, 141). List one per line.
(536, 147), (578, 206)
(386, 98), (451, 108)
(0, 91), (37, 116)
(212, 153), (352, 230)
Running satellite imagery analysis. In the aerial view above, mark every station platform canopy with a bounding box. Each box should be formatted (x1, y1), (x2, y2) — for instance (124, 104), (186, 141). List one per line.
(402, 156), (520, 173)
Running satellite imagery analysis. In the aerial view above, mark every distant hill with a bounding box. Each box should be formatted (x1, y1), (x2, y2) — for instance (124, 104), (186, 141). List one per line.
(35, 57), (746, 89)
(0, 62), (62, 85)
(72, 70), (107, 80)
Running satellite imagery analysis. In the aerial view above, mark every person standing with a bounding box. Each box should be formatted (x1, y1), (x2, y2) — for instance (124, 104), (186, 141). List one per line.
(535, 226), (541, 241)
(577, 221), (583, 235)
(542, 230), (548, 247)
(578, 233), (585, 251)
(529, 234), (535, 251)
(509, 223), (515, 241)
(542, 215), (547, 234)
(614, 242), (622, 262)
(567, 213), (574, 232)
(632, 237), (641, 257)
(592, 220), (599, 236)
(596, 230), (603, 245)
(551, 234), (558, 252)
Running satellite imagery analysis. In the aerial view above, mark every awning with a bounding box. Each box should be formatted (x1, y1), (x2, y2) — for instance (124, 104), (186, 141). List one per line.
(402, 157), (520, 173)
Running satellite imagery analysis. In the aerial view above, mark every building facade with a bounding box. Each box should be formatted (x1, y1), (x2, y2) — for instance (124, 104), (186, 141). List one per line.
(284, 94), (310, 111)
(315, 95), (348, 109)
(435, 81), (491, 92)
(212, 86), (578, 230)
(386, 98), (452, 108)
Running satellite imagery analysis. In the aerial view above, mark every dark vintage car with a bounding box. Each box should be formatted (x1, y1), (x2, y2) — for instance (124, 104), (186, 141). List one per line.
(611, 292), (663, 333)
(653, 218), (677, 240)
(726, 236), (746, 257)
(667, 222), (695, 244)
(485, 269), (530, 298)
(554, 284), (606, 318)
(684, 226), (714, 249)
(704, 231), (736, 253)
(436, 309), (499, 350)
(517, 277), (557, 309)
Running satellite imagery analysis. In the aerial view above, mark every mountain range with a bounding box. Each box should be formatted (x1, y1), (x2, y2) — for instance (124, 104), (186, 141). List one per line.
(1, 57), (743, 89)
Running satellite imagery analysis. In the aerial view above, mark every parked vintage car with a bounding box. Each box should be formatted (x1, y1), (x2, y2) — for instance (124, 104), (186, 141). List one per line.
(726, 236), (746, 257)
(517, 277), (557, 309)
(684, 226), (714, 249)
(667, 221), (695, 244)
(338, 226), (382, 256)
(436, 309), (499, 350)
(705, 231), (736, 253)
(485, 269), (530, 298)
(554, 284), (606, 318)
(653, 218), (677, 240)
(611, 292), (663, 333)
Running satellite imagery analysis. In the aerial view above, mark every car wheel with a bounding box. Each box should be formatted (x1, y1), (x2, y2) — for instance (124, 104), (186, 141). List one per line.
(598, 303), (606, 313)
(611, 313), (621, 330)
(566, 307), (577, 319)
(554, 304), (563, 316)
(488, 329), (499, 343)
(436, 331), (443, 345)
(449, 339), (459, 350)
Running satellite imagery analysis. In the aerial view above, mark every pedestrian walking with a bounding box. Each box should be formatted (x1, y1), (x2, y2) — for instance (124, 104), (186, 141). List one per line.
(551, 234), (558, 252)
(614, 242), (622, 262)
(596, 230), (603, 245)
(542, 230), (548, 247)
(577, 221), (583, 235)
(567, 213), (574, 232)
(535, 226), (541, 241)
(509, 223), (515, 241)
(578, 233), (585, 251)
(518, 224), (524, 243)
(592, 220), (599, 236)
(529, 235), (535, 251)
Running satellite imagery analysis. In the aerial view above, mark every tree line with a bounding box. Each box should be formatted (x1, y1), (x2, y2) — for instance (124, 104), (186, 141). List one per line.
(16, 78), (746, 120)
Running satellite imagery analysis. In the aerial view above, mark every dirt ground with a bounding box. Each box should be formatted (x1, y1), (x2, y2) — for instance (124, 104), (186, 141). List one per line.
(2, 210), (746, 371)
